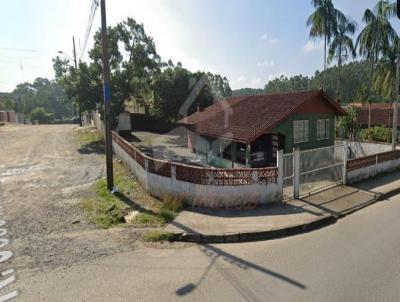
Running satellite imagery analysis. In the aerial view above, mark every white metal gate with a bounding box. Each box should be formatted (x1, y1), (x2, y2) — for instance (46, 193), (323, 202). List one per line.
(282, 144), (346, 199)
(282, 152), (294, 199)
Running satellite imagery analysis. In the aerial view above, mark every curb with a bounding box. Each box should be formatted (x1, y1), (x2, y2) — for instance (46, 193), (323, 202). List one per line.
(169, 186), (400, 244)
(376, 187), (400, 202)
(170, 215), (337, 244)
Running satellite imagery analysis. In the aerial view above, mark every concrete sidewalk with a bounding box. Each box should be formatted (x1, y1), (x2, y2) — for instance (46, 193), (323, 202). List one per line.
(166, 172), (400, 243)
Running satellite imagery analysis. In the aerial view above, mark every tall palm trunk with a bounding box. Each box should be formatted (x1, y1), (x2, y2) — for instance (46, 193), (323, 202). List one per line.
(368, 58), (374, 141)
(337, 44), (342, 100)
(323, 33), (327, 89)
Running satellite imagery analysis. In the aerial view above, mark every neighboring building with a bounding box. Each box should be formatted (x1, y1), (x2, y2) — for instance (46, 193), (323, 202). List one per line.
(0, 110), (16, 123)
(179, 90), (345, 168)
(124, 96), (147, 114)
(349, 103), (400, 128)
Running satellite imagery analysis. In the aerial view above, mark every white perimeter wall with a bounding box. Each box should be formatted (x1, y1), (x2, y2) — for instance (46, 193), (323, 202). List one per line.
(347, 158), (400, 184)
(113, 140), (282, 207)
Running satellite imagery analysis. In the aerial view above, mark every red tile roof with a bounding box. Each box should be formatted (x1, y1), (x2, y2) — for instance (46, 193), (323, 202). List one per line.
(179, 90), (345, 143)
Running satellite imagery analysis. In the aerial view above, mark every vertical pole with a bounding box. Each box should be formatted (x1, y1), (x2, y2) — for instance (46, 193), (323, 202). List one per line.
(245, 144), (251, 167)
(100, 0), (114, 191)
(392, 38), (399, 150)
(72, 36), (82, 126)
(277, 150), (284, 200)
(293, 148), (300, 199)
(72, 36), (78, 69)
(342, 142), (347, 185)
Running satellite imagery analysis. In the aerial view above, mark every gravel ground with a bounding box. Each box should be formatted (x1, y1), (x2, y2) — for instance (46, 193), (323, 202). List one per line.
(0, 124), (147, 273)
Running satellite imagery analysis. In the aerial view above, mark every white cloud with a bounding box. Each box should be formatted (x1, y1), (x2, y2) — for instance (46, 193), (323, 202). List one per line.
(236, 75), (246, 83)
(269, 38), (279, 45)
(257, 60), (275, 68)
(302, 41), (324, 53)
(260, 33), (279, 45)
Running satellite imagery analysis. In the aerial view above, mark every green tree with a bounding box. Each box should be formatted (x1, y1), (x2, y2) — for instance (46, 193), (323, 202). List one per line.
(151, 65), (216, 122)
(30, 107), (54, 124)
(328, 16), (357, 100)
(337, 106), (359, 139)
(356, 0), (398, 132)
(307, 0), (345, 86)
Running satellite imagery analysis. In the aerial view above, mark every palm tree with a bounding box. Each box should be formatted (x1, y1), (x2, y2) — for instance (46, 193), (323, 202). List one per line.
(356, 0), (397, 136)
(328, 17), (357, 100)
(307, 0), (346, 88)
(373, 40), (397, 100)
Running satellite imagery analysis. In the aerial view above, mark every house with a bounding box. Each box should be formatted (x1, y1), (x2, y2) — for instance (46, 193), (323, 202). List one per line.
(349, 103), (400, 128)
(124, 96), (147, 114)
(179, 90), (346, 168)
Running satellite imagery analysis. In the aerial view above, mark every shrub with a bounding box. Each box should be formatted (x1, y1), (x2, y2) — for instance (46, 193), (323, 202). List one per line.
(157, 209), (177, 223)
(160, 194), (183, 212)
(359, 126), (392, 143)
(31, 107), (54, 124)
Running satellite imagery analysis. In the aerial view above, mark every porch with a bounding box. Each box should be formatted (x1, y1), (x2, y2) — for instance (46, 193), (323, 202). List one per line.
(192, 132), (286, 168)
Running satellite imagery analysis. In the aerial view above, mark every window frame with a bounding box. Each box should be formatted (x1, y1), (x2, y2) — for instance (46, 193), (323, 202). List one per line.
(317, 118), (330, 141)
(293, 120), (309, 144)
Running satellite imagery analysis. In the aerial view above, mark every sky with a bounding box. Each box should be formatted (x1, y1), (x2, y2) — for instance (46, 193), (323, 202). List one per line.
(0, 0), (397, 92)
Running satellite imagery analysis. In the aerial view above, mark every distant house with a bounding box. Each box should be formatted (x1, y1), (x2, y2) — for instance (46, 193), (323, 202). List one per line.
(124, 96), (147, 114)
(349, 103), (400, 128)
(179, 90), (345, 168)
(0, 110), (16, 123)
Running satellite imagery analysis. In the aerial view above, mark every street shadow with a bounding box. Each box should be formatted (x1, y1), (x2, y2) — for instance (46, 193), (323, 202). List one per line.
(187, 202), (324, 218)
(175, 221), (307, 298)
(352, 170), (400, 193)
(298, 186), (375, 218)
(113, 191), (156, 215)
(77, 140), (104, 155)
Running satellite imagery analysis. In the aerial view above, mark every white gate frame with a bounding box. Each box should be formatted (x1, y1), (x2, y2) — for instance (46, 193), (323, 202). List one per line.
(286, 144), (347, 199)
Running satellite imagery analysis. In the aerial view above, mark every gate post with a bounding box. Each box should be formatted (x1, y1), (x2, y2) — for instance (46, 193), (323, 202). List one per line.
(277, 150), (284, 199)
(342, 142), (347, 185)
(293, 148), (300, 198)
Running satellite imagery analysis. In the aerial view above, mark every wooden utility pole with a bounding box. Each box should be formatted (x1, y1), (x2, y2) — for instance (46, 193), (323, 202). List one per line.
(100, 0), (114, 191)
(72, 36), (82, 126)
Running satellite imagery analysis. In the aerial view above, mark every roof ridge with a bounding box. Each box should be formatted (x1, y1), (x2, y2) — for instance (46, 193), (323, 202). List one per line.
(223, 89), (321, 101)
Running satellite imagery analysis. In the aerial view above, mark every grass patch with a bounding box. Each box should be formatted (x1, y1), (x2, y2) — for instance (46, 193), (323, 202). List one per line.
(82, 178), (129, 228)
(160, 193), (184, 212)
(130, 209), (177, 227)
(143, 230), (174, 242)
(76, 127), (102, 144)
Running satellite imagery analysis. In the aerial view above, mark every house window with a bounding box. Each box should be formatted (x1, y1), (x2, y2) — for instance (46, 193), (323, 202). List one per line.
(293, 120), (309, 143)
(317, 119), (330, 140)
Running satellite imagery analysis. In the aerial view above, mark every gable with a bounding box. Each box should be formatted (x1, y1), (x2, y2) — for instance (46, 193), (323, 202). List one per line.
(294, 95), (336, 115)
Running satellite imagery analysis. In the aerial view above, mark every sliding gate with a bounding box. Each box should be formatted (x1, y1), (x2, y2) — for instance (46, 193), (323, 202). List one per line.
(283, 144), (346, 199)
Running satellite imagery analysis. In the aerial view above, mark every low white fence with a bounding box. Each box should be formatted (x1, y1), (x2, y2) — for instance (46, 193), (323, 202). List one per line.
(346, 150), (400, 183)
(92, 111), (282, 207)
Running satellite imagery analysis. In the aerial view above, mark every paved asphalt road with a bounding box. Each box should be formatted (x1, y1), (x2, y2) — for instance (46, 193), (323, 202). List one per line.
(2, 124), (400, 301)
(21, 193), (400, 302)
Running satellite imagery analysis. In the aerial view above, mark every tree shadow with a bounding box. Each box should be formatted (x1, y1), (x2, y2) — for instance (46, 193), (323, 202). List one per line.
(113, 191), (156, 215)
(174, 224), (307, 299)
(77, 140), (104, 155)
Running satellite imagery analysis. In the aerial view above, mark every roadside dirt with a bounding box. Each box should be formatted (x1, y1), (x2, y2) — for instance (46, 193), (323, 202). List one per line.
(0, 124), (148, 272)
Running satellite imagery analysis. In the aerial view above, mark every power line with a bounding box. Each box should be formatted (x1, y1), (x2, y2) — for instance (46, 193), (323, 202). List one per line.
(80, 0), (99, 61)
(0, 47), (42, 53)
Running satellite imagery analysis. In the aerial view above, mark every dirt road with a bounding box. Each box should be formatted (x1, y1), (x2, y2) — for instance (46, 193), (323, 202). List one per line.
(0, 124), (147, 299)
